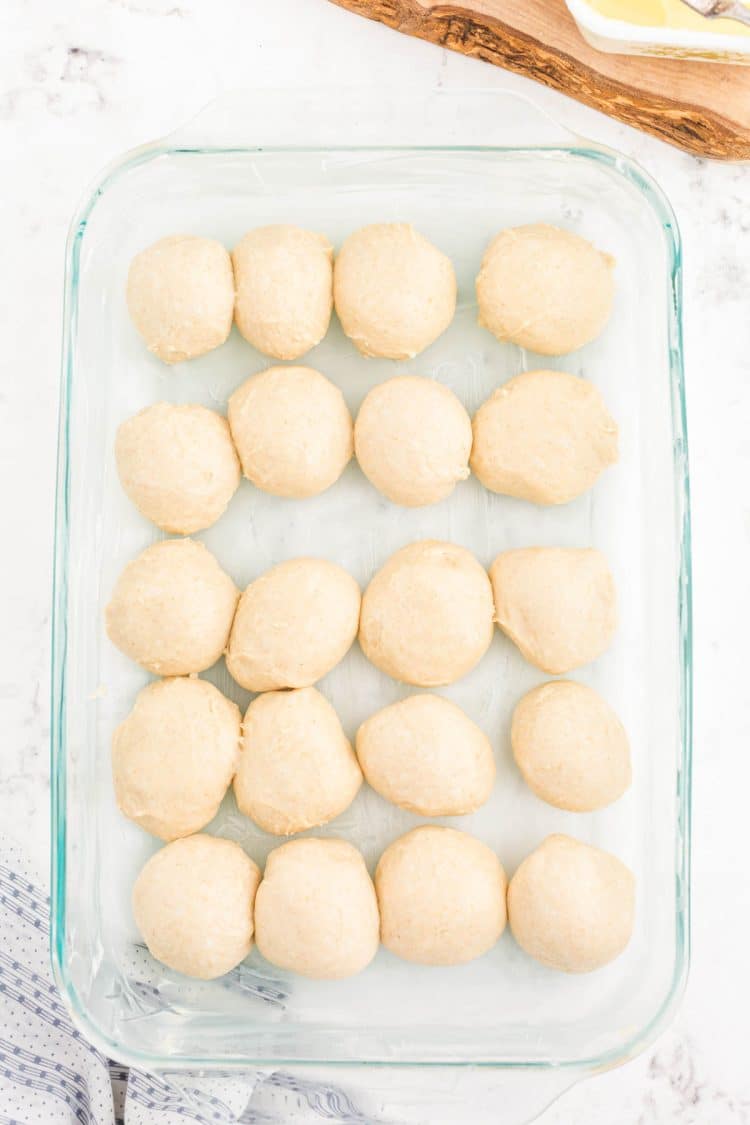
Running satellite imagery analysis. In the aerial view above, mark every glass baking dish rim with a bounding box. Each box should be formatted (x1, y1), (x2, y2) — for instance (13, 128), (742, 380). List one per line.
(50, 138), (692, 1073)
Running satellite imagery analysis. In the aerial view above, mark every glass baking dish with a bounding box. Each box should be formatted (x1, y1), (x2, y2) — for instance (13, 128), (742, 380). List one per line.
(50, 89), (691, 1104)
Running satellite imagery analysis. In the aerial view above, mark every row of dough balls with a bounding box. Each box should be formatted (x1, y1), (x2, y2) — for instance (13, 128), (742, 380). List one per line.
(113, 677), (631, 843)
(133, 829), (635, 981)
(115, 367), (619, 535)
(106, 540), (617, 686)
(126, 223), (615, 365)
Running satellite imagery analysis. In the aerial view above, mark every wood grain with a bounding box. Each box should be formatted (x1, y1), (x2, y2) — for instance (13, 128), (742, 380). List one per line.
(329, 0), (750, 159)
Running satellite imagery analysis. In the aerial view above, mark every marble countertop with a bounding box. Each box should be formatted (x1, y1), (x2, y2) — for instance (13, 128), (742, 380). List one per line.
(1, 0), (749, 1121)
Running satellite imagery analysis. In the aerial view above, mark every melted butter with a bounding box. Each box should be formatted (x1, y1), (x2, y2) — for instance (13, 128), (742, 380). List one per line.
(583, 0), (750, 34)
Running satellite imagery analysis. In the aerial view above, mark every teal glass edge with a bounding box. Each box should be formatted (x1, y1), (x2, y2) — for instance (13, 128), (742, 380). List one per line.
(50, 140), (692, 1072)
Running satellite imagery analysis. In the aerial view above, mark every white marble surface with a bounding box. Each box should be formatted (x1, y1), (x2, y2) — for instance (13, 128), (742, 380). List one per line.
(0, 0), (749, 1121)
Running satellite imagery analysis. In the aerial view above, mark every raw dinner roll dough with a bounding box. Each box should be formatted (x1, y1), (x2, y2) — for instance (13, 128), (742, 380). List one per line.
(106, 538), (238, 676)
(112, 677), (240, 840)
(476, 224), (615, 355)
(115, 403), (240, 534)
(376, 826), (507, 965)
(354, 376), (472, 507)
(356, 694), (495, 816)
(132, 834), (260, 979)
(359, 541), (494, 687)
(334, 223), (456, 359)
(512, 680), (631, 812)
(254, 838), (379, 978)
(232, 225), (333, 359)
(508, 834), (635, 972)
(126, 235), (234, 364)
(471, 370), (618, 505)
(490, 547), (616, 675)
(235, 687), (362, 835)
(228, 366), (353, 498)
(226, 558), (360, 692)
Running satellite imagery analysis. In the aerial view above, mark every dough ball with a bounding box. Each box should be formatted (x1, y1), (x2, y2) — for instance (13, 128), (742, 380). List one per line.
(512, 681), (631, 812)
(334, 223), (456, 359)
(232, 225), (333, 359)
(471, 370), (618, 505)
(356, 694), (495, 816)
(228, 366), (353, 498)
(476, 224), (615, 355)
(226, 558), (360, 692)
(376, 826), (507, 966)
(235, 687), (362, 835)
(354, 376), (472, 507)
(133, 834), (260, 979)
(507, 834), (635, 972)
(115, 403), (240, 534)
(106, 538), (238, 676)
(490, 548), (616, 675)
(126, 235), (234, 364)
(112, 677), (240, 841)
(254, 838), (379, 979)
(359, 541), (494, 687)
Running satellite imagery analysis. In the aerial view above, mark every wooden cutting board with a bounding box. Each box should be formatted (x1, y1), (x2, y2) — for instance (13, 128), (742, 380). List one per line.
(329, 0), (750, 159)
